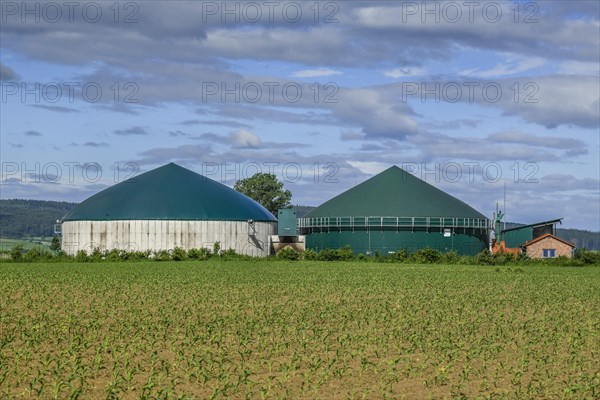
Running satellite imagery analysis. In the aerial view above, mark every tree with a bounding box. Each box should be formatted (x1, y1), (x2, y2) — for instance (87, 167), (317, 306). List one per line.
(50, 235), (61, 252)
(234, 173), (292, 215)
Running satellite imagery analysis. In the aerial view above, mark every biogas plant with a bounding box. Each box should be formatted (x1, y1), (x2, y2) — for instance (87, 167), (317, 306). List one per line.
(61, 163), (277, 257)
(297, 166), (490, 256)
(59, 162), (501, 257)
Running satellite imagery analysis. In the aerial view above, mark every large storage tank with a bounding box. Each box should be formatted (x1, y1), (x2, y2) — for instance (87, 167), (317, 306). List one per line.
(61, 163), (277, 256)
(299, 166), (489, 256)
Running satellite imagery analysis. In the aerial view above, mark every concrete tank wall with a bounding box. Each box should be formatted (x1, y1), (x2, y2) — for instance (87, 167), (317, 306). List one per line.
(62, 220), (277, 257)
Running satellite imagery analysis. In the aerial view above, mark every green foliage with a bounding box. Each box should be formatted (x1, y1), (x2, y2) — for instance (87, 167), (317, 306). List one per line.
(504, 252), (517, 263)
(493, 253), (507, 266)
(233, 173), (292, 215)
(23, 247), (52, 262)
(477, 249), (495, 265)
(10, 245), (24, 261)
(411, 247), (441, 264)
(337, 245), (355, 261)
(127, 251), (151, 261)
(75, 250), (89, 262)
(476, 250), (518, 266)
(90, 248), (104, 262)
(516, 251), (529, 262)
(440, 250), (459, 264)
(153, 250), (171, 262)
(314, 246), (355, 261)
(456, 255), (474, 265)
(303, 249), (318, 260)
(219, 249), (241, 260)
(213, 241), (221, 256)
(276, 247), (300, 261)
(2, 242), (598, 267)
(50, 236), (61, 252)
(171, 247), (188, 261)
(388, 249), (408, 263)
(317, 249), (339, 261)
(106, 249), (121, 262)
(574, 248), (600, 265)
(188, 248), (211, 260)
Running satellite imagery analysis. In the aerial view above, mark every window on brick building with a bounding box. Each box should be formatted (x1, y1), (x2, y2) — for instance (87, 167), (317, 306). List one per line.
(543, 249), (556, 258)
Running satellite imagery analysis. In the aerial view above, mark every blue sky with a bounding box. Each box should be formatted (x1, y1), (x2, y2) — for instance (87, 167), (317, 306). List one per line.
(1, 1), (599, 230)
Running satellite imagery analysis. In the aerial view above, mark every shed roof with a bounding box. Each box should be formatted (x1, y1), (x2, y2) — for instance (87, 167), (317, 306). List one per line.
(305, 166), (486, 219)
(501, 218), (563, 234)
(62, 163), (277, 222)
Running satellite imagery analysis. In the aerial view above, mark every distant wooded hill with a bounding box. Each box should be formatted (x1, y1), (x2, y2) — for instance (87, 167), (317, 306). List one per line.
(1, 200), (598, 250)
(291, 205), (315, 218)
(0, 199), (76, 238)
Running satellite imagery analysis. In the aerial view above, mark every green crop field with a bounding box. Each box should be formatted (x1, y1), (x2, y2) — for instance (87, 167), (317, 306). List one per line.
(0, 261), (598, 399)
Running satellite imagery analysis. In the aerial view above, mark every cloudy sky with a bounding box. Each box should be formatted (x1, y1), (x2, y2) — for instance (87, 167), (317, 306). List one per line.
(1, 1), (599, 230)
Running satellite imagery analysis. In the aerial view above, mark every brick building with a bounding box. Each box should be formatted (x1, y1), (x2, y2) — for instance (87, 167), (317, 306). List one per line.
(523, 234), (575, 259)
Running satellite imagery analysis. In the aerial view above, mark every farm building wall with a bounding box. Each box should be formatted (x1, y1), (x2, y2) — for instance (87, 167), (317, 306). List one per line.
(525, 235), (574, 259)
(62, 220), (276, 257)
(503, 227), (533, 248)
(305, 228), (488, 256)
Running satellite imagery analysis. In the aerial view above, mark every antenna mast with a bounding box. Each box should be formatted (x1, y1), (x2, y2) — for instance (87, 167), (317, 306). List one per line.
(503, 181), (507, 231)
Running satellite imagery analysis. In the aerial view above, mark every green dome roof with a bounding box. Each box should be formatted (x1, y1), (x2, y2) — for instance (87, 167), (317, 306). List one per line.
(305, 166), (486, 219)
(62, 163), (277, 222)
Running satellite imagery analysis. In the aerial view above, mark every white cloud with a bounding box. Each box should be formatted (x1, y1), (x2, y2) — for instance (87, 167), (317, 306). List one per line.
(559, 61), (600, 76)
(460, 55), (545, 78)
(332, 88), (420, 139)
(407, 130), (586, 162)
(291, 68), (342, 78)
(496, 76), (599, 129)
(406, 75), (599, 129)
(230, 129), (262, 148)
(488, 131), (587, 154)
(347, 161), (389, 176)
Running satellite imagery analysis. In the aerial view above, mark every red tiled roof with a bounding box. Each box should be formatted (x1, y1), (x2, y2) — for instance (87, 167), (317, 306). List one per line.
(523, 233), (575, 248)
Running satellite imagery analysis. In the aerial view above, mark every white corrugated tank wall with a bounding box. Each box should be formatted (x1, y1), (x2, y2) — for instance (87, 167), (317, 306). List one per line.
(62, 220), (277, 257)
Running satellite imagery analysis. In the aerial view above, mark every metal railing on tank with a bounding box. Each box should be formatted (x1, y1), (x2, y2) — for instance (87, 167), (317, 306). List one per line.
(298, 216), (491, 232)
